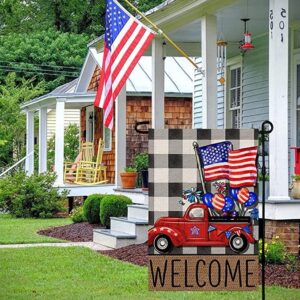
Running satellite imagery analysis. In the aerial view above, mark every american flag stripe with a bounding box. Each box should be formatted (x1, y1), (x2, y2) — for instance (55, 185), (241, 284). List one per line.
(114, 30), (153, 97)
(94, 0), (155, 129)
(228, 146), (258, 188)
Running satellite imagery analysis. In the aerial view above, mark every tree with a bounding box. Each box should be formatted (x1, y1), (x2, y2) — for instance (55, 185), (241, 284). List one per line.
(136, 0), (165, 12)
(47, 124), (80, 170)
(0, 29), (90, 91)
(0, 73), (45, 167)
(0, 0), (105, 36)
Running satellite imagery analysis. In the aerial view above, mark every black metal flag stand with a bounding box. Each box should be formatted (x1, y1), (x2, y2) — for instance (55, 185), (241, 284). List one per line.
(259, 120), (273, 300)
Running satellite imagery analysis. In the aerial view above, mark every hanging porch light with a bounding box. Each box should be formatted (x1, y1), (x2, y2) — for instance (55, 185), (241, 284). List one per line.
(240, 18), (254, 50)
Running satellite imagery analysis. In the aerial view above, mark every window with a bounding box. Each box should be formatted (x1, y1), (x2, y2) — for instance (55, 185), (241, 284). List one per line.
(103, 126), (112, 151)
(227, 65), (242, 128)
(85, 106), (94, 142)
(189, 208), (204, 219)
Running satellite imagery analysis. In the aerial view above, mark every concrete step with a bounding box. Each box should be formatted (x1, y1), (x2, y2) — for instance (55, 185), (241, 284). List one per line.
(127, 204), (148, 221)
(110, 217), (148, 235)
(113, 189), (148, 205)
(93, 229), (136, 249)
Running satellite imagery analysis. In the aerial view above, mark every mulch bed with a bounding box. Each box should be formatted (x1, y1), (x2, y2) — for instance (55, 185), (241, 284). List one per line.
(100, 244), (300, 289)
(38, 222), (103, 242)
(39, 223), (300, 288)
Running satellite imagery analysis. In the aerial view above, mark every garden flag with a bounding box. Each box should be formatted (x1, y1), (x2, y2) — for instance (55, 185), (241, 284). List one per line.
(197, 141), (233, 181)
(228, 146), (258, 188)
(94, 0), (155, 129)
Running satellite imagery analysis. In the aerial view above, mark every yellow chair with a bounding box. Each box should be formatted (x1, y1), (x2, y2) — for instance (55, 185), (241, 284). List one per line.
(75, 139), (108, 185)
(64, 142), (94, 183)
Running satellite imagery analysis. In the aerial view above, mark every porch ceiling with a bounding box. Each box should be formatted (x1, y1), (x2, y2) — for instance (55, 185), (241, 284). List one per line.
(143, 0), (300, 57)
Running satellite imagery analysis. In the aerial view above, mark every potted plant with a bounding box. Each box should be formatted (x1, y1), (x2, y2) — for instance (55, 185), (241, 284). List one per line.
(134, 153), (149, 191)
(290, 174), (300, 199)
(120, 166), (138, 189)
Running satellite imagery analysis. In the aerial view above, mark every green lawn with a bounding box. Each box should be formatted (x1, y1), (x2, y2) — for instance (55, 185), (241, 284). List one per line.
(0, 247), (299, 300)
(0, 214), (72, 244)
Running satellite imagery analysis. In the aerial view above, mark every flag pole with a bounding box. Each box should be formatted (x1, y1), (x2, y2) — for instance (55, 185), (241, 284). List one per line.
(122, 0), (204, 75)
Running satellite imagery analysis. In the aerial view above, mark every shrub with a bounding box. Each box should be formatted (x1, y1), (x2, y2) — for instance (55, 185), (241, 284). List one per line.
(0, 171), (67, 218)
(259, 236), (287, 264)
(83, 194), (106, 224)
(100, 195), (132, 228)
(70, 206), (86, 223)
(134, 153), (149, 171)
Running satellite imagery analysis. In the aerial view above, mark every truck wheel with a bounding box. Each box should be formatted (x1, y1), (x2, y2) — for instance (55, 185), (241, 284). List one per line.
(154, 235), (173, 254)
(229, 234), (248, 253)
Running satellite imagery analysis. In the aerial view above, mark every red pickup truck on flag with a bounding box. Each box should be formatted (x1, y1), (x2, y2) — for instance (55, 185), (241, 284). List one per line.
(148, 203), (255, 254)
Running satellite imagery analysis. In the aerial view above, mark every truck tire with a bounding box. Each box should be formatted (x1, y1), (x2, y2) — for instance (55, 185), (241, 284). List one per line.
(229, 234), (249, 253)
(154, 235), (173, 254)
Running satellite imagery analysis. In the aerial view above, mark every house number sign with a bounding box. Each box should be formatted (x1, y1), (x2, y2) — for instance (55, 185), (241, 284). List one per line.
(269, 1), (288, 43)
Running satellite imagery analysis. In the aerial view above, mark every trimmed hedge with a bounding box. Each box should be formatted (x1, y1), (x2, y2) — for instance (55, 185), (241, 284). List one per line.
(100, 195), (132, 228)
(83, 194), (106, 224)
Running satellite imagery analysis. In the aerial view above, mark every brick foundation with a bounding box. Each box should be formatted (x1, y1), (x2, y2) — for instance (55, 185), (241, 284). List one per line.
(265, 220), (300, 254)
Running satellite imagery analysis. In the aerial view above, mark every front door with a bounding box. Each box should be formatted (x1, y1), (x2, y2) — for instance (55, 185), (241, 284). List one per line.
(85, 106), (94, 142)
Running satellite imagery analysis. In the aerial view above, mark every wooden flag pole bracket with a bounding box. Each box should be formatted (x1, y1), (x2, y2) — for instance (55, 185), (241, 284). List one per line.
(259, 120), (273, 300)
(122, 0), (205, 75)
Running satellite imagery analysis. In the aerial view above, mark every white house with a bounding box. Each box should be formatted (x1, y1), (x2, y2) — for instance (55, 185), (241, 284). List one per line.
(46, 79), (80, 140)
(21, 0), (300, 252)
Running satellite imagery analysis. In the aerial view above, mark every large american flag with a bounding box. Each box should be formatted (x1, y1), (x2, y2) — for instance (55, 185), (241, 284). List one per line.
(94, 0), (155, 129)
(228, 146), (258, 188)
(197, 141), (233, 181)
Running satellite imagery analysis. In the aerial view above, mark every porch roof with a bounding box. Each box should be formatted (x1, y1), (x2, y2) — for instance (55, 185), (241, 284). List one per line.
(21, 55), (193, 111)
(89, 0), (300, 58)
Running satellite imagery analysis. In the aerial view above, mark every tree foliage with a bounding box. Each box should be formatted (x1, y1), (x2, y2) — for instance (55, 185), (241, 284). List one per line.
(0, 30), (90, 91)
(0, 0), (105, 36)
(0, 73), (44, 167)
(0, 0), (165, 36)
(135, 0), (165, 12)
(47, 124), (80, 170)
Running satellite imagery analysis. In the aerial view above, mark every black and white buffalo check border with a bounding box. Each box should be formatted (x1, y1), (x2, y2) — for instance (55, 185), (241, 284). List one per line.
(148, 129), (259, 255)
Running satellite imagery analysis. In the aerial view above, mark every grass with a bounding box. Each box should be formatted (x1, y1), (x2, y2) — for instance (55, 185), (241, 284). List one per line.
(0, 214), (72, 244)
(0, 247), (299, 300)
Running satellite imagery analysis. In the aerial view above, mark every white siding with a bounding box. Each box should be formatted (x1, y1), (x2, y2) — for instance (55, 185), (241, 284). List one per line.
(193, 58), (203, 128)
(47, 109), (80, 139)
(241, 35), (269, 129)
(193, 57), (224, 128)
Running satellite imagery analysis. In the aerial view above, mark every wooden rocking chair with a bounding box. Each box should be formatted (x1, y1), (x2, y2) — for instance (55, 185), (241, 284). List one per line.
(75, 139), (108, 185)
(64, 142), (94, 183)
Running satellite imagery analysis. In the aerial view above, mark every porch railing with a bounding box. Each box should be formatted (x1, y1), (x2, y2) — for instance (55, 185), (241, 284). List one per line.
(0, 151), (33, 178)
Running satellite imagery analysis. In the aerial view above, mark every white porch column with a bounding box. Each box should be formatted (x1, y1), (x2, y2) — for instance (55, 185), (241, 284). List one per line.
(38, 107), (47, 173)
(115, 85), (127, 187)
(268, 0), (290, 200)
(54, 99), (65, 185)
(152, 37), (165, 129)
(25, 110), (35, 175)
(201, 15), (217, 128)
